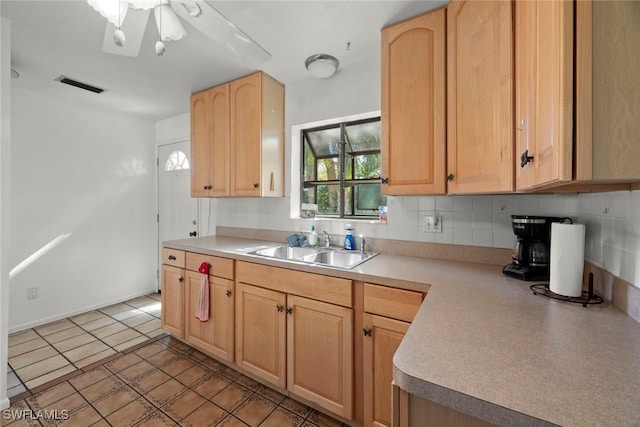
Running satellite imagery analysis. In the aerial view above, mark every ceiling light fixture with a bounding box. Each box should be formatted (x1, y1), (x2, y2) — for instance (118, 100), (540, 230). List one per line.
(305, 54), (339, 79)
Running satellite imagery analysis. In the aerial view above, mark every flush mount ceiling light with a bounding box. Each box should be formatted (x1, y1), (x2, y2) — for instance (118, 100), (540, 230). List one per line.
(85, 0), (271, 64)
(305, 54), (339, 79)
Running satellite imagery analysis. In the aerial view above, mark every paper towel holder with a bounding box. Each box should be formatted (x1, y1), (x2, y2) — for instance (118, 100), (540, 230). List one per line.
(530, 273), (603, 307)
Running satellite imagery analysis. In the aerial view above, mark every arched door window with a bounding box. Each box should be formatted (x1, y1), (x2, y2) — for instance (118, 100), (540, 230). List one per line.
(165, 150), (190, 171)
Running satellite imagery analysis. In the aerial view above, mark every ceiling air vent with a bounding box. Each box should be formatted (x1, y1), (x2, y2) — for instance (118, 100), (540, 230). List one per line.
(55, 76), (105, 94)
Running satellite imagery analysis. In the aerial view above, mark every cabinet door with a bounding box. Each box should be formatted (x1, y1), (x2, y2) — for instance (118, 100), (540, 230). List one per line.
(230, 72), (262, 197)
(381, 8), (446, 195)
(515, 0), (573, 190)
(185, 271), (235, 362)
(161, 265), (184, 339)
(287, 295), (353, 420)
(235, 283), (286, 388)
(363, 314), (409, 427)
(447, 0), (513, 194)
(190, 85), (230, 197)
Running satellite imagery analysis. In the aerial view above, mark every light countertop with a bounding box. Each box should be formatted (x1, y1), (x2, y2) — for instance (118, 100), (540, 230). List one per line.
(164, 235), (640, 427)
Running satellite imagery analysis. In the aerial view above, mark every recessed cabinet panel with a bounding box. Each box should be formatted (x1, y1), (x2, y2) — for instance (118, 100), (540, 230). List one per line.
(447, 0), (513, 194)
(381, 9), (446, 195)
(161, 265), (184, 339)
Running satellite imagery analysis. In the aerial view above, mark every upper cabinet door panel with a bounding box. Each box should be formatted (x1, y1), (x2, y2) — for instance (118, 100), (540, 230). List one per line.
(447, 0), (514, 194)
(209, 85), (230, 197)
(381, 8), (446, 195)
(230, 73), (262, 197)
(190, 91), (213, 197)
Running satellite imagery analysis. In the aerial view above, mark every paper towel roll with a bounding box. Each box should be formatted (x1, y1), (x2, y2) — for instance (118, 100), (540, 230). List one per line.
(549, 222), (585, 297)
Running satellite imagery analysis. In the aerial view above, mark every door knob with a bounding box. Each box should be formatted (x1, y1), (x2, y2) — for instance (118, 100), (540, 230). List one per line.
(189, 231), (197, 237)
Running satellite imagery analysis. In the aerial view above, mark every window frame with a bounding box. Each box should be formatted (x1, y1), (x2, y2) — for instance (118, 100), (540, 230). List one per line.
(300, 116), (383, 219)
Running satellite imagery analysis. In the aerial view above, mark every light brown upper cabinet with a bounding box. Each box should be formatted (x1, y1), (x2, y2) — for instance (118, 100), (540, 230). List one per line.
(447, 0), (514, 194)
(515, 0), (573, 191)
(190, 71), (284, 198)
(191, 84), (230, 197)
(381, 8), (446, 195)
(230, 72), (285, 197)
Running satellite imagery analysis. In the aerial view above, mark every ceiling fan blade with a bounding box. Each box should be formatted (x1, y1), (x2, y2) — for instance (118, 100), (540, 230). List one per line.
(102, 8), (151, 57)
(172, 0), (272, 66)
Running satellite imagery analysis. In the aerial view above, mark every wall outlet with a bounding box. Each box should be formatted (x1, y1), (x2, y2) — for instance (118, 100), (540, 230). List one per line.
(422, 215), (442, 233)
(27, 287), (38, 300)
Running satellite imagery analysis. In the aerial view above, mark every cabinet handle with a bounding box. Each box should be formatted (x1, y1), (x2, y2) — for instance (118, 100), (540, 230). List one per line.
(253, 183), (260, 188)
(168, 255), (176, 261)
(516, 117), (526, 131)
(363, 328), (372, 337)
(381, 177), (389, 184)
(286, 307), (293, 315)
(520, 150), (534, 168)
(277, 304), (284, 312)
(446, 173), (455, 182)
(226, 289), (232, 298)
(189, 231), (197, 237)
(178, 276), (184, 283)
(269, 172), (275, 192)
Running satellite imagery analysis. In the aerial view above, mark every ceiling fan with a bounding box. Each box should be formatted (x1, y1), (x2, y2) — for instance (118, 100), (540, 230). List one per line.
(87, 0), (271, 63)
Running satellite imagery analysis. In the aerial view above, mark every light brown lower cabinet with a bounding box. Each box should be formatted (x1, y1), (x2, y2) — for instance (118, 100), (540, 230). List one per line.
(161, 264), (185, 339)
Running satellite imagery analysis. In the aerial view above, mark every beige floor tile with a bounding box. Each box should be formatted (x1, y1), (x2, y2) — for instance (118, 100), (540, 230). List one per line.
(34, 319), (75, 337)
(138, 302), (162, 317)
(79, 316), (116, 332)
(259, 407), (305, 427)
(126, 296), (156, 308)
(70, 310), (108, 326)
(305, 410), (343, 427)
(9, 345), (59, 370)
(104, 353), (143, 373)
(27, 381), (76, 409)
(81, 376), (125, 403)
(160, 358), (195, 377)
(16, 355), (70, 382)
(63, 341), (111, 363)
(52, 333), (97, 353)
(116, 360), (157, 383)
(216, 414), (251, 427)
(161, 390), (207, 422)
(115, 336), (150, 353)
(146, 348), (182, 368)
(134, 411), (176, 427)
(99, 303), (132, 316)
(181, 401), (227, 427)
(133, 341), (166, 359)
(40, 392), (88, 417)
(254, 385), (286, 405)
(174, 365), (210, 388)
(232, 393), (277, 427)
(101, 328), (143, 347)
(91, 322), (128, 339)
(8, 329), (39, 347)
(144, 378), (188, 408)
(146, 293), (161, 301)
(92, 385), (139, 417)
(128, 369), (171, 394)
(69, 366), (112, 391)
(8, 337), (49, 358)
(211, 383), (252, 412)
(145, 329), (166, 338)
(121, 313), (155, 328)
(56, 404), (102, 427)
(74, 348), (117, 369)
(105, 397), (156, 427)
(193, 372), (231, 400)
(23, 364), (77, 390)
(134, 319), (161, 335)
(234, 375), (262, 392)
(112, 308), (144, 321)
(44, 325), (86, 344)
(280, 397), (313, 419)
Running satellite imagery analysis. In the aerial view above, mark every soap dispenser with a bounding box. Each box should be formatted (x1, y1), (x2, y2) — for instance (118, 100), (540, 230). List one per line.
(308, 225), (318, 247)
(344, 224), (355, 250)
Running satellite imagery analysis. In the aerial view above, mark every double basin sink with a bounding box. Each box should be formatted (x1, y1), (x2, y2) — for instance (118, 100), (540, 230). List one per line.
(246, 245), (377, 270)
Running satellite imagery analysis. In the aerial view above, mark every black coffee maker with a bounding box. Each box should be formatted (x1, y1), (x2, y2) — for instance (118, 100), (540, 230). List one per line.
(502, 215), (571, 281)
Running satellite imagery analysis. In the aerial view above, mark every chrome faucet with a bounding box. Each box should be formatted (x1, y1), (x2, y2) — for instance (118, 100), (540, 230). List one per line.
(359, 234), (366, 254)
(322, 230), (332, 248)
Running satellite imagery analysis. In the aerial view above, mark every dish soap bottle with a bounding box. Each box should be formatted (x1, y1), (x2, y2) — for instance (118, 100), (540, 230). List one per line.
(344, 224), (355, 250)
(308, 225), (318, 247)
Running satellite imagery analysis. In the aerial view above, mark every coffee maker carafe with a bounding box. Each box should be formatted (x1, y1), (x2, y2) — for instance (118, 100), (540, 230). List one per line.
(503, 215), (571, 281)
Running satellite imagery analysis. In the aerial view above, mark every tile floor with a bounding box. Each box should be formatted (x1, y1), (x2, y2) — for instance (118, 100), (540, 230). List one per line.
(3, 294), (347, 427)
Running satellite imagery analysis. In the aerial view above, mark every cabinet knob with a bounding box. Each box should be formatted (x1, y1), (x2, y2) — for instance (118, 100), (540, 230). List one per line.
(363, 328), (372, 337)
(520, 150), (534, 168)
(381, 177), (389, 184)
(286, 307), (293, 315)
(253, 183), (260, 188)
(446, 173), (455, 182)
(178, 276), (184, 283)
(226, 289), (232, 298)
(277, 304), (284, 312)
(168, 255), (176, 261)
(189, 231), (197, 237)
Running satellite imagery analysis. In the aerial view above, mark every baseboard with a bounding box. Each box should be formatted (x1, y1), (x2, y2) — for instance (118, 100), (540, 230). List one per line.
(8, 287), (158, 334)
(0, 396), (9, 411)
(584, 261), (640, 324)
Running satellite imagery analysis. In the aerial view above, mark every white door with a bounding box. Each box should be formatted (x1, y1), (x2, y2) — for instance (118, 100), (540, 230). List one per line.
(158, 141), (197, 289)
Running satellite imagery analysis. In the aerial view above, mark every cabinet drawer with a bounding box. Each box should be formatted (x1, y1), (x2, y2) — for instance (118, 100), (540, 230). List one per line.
(185, 252), (234, 280)
(236, 261), (352, 308)
(162, 248), (185, 268)
(364, 283), (423, 323)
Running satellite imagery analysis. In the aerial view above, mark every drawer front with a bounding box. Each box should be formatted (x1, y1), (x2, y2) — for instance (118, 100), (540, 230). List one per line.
(236, 261), (352, 308)
(162, 248), (185, 268)
(186, 252), (234, 280)
(364, 283), (423, 322)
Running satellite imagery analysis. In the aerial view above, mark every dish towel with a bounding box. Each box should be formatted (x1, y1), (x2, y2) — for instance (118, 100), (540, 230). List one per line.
(195, 262), (210, 322)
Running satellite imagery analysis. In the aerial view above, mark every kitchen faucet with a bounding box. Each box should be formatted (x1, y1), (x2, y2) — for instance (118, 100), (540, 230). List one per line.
(322, 231), (331, 248)
(359, 234), (366, 254)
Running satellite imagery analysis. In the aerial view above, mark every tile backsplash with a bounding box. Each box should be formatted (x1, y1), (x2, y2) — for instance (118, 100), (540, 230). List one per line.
(215, 190), (640, 289)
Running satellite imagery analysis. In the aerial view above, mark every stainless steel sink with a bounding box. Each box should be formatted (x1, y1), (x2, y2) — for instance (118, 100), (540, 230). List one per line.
(246, 245), (377, 270)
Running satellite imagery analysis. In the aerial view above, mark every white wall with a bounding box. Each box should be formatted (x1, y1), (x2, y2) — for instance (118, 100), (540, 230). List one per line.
(8, 87), (157, 332)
